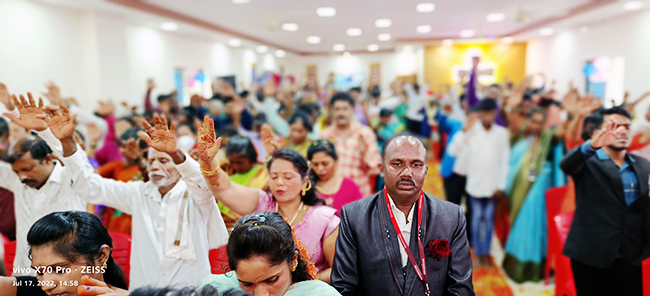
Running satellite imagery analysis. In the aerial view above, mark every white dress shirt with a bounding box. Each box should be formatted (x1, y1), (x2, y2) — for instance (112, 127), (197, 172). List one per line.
(0, 129), (87, 274)
(62, 148), (228, 289)
(405, 84), (430, 122)
(447, 122), (510, 198)
(387, 193), (415, 267)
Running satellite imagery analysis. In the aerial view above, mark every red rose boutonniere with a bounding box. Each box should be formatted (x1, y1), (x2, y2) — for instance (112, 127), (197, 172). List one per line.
(428, 239), (451, 261)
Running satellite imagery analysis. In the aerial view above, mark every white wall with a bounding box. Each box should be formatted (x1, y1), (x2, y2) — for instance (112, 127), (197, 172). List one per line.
(0, 0), (88, 104)
(0, 0), (418, 112)
(526, 9), (650, 105)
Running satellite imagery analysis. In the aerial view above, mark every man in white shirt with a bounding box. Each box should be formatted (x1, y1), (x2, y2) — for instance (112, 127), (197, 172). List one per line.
(404, 83), (429, 135)
(447, 98), (510, 268)
(0, 94), (87, 275)
(43, 108), (228, 289)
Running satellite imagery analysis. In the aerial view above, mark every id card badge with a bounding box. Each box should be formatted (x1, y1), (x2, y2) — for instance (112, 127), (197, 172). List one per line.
(528, 169), (537, 182)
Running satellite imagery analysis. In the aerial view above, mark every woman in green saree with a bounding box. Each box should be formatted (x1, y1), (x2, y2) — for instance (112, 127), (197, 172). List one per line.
(500, 108), (566, 283)
(199, 212), (340, 296)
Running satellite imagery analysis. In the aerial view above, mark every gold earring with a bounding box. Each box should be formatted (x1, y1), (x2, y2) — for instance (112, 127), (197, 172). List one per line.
(291, 260), (297, 272)
(103, 262), (107, 269)
(301, 179), (312, 196)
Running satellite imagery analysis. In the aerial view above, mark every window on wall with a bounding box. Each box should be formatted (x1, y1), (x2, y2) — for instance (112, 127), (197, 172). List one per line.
(583, 56), (625, 108)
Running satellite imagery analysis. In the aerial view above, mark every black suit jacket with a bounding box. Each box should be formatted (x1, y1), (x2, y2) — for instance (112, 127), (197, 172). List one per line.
(331, 190), (474, 296)
(560, 146), (650, 268)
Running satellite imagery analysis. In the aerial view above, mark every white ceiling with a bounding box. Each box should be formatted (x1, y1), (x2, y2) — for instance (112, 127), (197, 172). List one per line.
(40, 0), (649, 54)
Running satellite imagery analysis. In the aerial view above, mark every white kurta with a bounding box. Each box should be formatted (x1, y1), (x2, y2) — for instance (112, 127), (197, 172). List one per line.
(63, 148), (228, 289)
(0, 129), (87, 274)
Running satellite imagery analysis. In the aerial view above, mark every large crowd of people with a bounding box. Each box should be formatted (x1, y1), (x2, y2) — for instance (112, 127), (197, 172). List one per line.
(0, 54), (648, 296)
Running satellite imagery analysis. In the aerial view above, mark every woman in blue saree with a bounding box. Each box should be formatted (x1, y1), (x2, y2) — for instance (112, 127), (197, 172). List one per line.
(500, 109), (566, 282)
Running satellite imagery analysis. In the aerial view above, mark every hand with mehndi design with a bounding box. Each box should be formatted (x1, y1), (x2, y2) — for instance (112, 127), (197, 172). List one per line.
(196, 115), (222, 164)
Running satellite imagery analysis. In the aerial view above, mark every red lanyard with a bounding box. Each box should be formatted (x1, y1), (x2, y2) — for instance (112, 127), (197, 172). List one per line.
(384, 187), (430, 295)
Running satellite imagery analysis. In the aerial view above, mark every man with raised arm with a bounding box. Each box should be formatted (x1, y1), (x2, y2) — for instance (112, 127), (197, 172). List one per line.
(42, 106), (227, 289)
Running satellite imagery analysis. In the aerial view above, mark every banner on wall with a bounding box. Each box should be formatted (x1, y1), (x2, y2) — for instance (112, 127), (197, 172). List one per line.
(306, 65), (318, 90)
(174, 68), (212, 106)
(369, 63), (381, 90)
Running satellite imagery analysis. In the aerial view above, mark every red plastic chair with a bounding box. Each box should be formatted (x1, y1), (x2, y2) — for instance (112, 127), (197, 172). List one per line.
(544, 186), (568, 284)
(643, 258), (650, 296)
(109, 232), (131, 286)
(3, 235), (16, 276)
(554, 212), (576, 296)
(209, 246), (229, 274)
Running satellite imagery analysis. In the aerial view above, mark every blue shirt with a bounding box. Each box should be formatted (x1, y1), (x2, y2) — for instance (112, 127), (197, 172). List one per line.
(436, 112), (464, 178)
(580, 141), (640, 205)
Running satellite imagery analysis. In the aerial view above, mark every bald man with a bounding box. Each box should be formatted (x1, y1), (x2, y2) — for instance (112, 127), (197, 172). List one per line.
(332, 134), (474, 296)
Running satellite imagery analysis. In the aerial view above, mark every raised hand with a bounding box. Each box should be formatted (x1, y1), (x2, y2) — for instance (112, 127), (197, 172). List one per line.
(261, 124), (279, 156)
(41, 104), (78, 140)
(42, 81), (63, 106)
(147, 79), (156, 91)
(217, 79), (237, 98)
(196, 115), (222, 163)
(463, 113), (479, 132)
(591, 118), (625, 149)
(3, 93), (48, 131)
(562, 87), (580, 115)
(263, 78), (278, 98)
(95, 100), (115, 117)
(0, 83), (14, 111)
(121, 101), (138, 113)
(137, 114), (177, 153)
(77, 275), (127, 296)
(578, 94), (602, 116)
(86, 122), (103, 146)
(121, 138), (141, 161)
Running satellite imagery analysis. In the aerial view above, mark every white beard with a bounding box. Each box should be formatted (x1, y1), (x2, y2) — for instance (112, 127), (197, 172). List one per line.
(149, 172), (177, 188)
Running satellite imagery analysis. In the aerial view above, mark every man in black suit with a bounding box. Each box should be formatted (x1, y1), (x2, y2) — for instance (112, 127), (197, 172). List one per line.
(560, 107), (650, 296)
(332, 134), (474, 296)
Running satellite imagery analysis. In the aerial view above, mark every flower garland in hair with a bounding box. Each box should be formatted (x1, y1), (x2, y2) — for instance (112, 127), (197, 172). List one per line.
(284, 218), (319, 279)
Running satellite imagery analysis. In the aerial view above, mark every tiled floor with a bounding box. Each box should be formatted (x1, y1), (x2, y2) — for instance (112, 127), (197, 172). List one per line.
(490, 236), (555, 296)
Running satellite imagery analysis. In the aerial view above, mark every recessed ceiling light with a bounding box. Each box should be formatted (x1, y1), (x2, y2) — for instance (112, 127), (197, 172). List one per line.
(333, 44), (346, 52)
(316, 7), (336, 17)
(416, 25), (432, 34)
(539, 28), (554, 36)
(486, 13), (506, 22)
(306, 36), (321, 44)
(346, 28), (362, 37)
(274, 50), (286, 58)
(256, 45), (268, 53)
(281, 23), (299, 32)
(501, 36), (514, 44)
(442, 39), (454, 46)
(416, 3), (436, 13)
(378, 33), (392, 41)
(160, 22), (178, 31)
(367, 44), (380, 52)
(343, 51), (351, 56)
(580, 26), (589, 33)
(460, 30), (475, 38)
(232, 0), (250, 3)
(375, 19), (392, 28)
(228, 39), (242, 47)
(623, 1), (644, 10)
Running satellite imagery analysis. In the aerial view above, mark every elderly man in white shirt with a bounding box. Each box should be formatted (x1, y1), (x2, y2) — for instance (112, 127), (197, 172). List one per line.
(41, 106), (228, 289)
(447, 98), (509, 268)
(0, 94), (87, 275)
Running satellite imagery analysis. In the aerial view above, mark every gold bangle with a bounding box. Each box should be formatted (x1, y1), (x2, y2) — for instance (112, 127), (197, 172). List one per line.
(201, 166), (220, 177)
